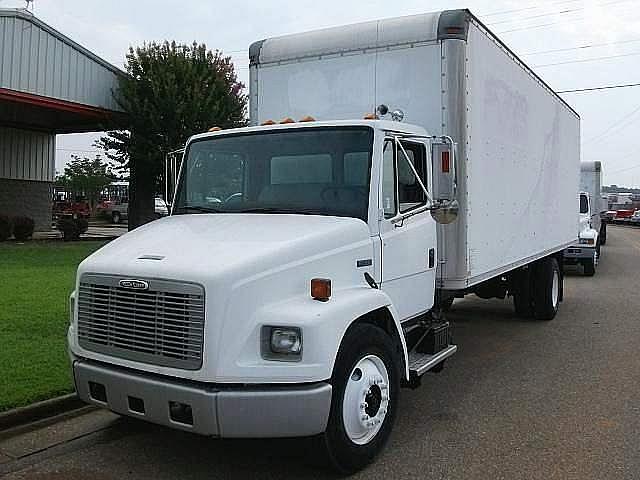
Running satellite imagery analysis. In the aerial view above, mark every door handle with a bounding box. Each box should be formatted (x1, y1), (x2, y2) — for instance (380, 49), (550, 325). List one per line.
(428, 248), (435, 269)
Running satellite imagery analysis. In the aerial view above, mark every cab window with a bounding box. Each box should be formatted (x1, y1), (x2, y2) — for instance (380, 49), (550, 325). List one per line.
(381, 139), (428, 218)
(397, 142), (427, 213)
(580, 194), (589, 214)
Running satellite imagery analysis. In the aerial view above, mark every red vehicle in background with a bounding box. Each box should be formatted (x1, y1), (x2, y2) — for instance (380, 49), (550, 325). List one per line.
(52, 187), (90, 220)
(615, 209), (635, 219)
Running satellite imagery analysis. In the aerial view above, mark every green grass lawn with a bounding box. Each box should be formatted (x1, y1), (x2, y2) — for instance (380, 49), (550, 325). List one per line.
(0, 241), (106, 412)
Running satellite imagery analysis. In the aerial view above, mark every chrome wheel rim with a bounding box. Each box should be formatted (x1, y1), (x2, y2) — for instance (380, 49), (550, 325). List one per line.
(342, 354), (390, 445)
(551, 269), (559, 309)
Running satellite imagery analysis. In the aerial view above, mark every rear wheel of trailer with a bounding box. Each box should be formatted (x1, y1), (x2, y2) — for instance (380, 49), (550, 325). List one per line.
(532, 257), (561, 320)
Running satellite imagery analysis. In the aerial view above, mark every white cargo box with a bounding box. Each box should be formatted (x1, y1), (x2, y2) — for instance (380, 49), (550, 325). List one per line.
(249, 9), (580, 290)
(580, 161), (605, 214)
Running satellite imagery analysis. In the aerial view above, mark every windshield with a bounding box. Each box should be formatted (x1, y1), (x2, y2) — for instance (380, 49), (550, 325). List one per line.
(579, 194), (589, 214)
(174, 127), (373, 220)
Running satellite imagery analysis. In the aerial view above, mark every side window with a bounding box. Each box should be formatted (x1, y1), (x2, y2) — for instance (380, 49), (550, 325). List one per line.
(397, 141), (427, 213)
(381, 141), (397, 218)
(580, 194), (589, 214)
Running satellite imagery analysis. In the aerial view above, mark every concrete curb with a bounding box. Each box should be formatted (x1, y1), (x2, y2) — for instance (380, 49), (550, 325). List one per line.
(0, 393), (87, 432)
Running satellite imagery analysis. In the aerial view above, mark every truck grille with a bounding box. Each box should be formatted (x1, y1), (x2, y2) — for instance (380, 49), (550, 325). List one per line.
(77, 274), (205, 370)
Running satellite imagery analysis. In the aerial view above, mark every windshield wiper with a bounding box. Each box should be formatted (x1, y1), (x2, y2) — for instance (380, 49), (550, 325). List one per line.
(233, 207), (327, 216)
(176, 204), (224, 214)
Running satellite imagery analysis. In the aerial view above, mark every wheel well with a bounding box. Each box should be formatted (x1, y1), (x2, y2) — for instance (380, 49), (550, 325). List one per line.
(350, 307), (406, 375)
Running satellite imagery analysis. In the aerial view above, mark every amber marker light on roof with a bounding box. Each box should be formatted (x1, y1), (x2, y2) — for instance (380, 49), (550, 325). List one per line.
(261, 119), (276, 125)
(280, 117), (296, 124)
(311, 278), (331, 301)
(208, 126), (222, 132)
(363, 113), (378, 120)
(299, 115), (316, 122)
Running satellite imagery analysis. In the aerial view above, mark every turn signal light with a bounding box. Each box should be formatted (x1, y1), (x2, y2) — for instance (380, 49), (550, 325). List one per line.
(280, 117), (295, 124)
(311, 278), (331, 301)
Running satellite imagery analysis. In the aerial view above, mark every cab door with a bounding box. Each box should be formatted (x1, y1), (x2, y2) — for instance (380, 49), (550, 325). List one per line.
(378, 137), (437, 321)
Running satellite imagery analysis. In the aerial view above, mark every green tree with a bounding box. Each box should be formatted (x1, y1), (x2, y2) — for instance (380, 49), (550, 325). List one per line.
(97, 41), (247, 229)
(56, 155), (114, 213)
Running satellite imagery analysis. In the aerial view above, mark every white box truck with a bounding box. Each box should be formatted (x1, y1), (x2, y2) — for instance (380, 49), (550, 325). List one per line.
(564, 162), (606, 275)
(581, 161), (607, 244)
(68, 9), (579, 473)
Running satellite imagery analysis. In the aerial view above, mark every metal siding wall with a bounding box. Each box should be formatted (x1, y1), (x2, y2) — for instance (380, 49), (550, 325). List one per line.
(0, 13), (119, 110)
(0, 126), (55, 181)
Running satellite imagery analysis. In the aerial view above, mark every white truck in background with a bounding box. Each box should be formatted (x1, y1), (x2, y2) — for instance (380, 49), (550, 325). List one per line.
(68, 10), (579, 473)
(564, 162), (605, 276)
(582, 161), (607, 245)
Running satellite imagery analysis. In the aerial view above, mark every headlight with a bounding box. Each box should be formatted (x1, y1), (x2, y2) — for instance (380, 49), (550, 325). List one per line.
(69, 290), (76, 325)
(579, 238), (595, 245)
(261, 326), (302, 361)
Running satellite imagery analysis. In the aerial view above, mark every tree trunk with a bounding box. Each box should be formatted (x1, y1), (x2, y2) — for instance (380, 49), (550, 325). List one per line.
(128, 158), (156, 230)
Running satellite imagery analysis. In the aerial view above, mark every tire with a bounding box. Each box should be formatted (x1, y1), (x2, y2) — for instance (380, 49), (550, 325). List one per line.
(318, 323), (400, 474)
(512, 268), (534, 318)
(112, 211), (121, 224)
(583, 256), (596, 277)
(441, 297), (454, 312)
(600, 223), (607, 246)
(532, 257), (561, 320)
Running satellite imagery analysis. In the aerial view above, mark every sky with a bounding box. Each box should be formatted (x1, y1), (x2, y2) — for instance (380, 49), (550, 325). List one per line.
(3, 0), (640, 186)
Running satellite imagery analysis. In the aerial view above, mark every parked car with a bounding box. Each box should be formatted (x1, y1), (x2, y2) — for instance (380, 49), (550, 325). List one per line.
(52, 200), (90, 220)
(155, 198), (169, 217)
(629, 210), (640, 224)
(106, 197), (169, 224)
(615, 209), (635, 220)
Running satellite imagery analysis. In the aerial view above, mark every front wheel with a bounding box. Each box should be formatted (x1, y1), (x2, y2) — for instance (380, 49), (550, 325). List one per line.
(441, 297), (455, 312)
(583, 254), (596, 276)
(319, 324), (400, 474)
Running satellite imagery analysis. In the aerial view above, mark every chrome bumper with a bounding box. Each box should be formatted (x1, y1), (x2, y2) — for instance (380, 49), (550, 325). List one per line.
(73, 359), (332, 438)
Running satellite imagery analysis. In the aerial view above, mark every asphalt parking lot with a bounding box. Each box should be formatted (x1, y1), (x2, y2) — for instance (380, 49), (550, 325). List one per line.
(1, 225), (639, 480)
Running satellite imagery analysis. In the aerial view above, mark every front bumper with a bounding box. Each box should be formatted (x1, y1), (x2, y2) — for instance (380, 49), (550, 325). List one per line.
(564, 245), (596, 262)
(73, 359), (332, 438)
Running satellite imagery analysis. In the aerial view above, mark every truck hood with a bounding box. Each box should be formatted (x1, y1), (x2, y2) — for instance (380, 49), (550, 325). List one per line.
(79, 213), (371, 281)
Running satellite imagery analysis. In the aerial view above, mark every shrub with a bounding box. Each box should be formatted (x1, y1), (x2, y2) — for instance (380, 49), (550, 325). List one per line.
(0, 215), (11, 241)
(12, 216), (35, 241)
(76, 217), (89, 235)
(56, 216), (88, 241)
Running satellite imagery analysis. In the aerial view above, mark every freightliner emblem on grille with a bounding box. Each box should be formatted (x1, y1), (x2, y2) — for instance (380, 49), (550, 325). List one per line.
(118, 279), (149, 290)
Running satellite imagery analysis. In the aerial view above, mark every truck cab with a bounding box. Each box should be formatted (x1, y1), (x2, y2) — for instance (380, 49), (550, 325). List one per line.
(564, 191), (599, 276)
(68, 119), (457, 472)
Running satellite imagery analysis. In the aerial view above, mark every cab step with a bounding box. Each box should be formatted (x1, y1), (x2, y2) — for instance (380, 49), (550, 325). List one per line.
(408, 344), (457, 377)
